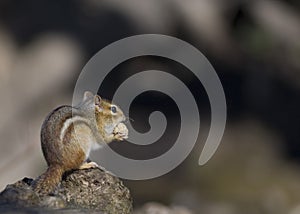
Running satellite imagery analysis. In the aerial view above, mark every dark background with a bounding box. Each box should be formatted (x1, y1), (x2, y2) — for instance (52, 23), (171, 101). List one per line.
(0, 0), (299, 213)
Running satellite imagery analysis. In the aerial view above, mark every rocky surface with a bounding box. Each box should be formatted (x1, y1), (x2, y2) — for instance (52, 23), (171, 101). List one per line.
(0, 168), (132, 214)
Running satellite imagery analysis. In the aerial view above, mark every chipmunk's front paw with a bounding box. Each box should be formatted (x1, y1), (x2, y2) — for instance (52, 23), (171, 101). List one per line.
(113, 123), (128, 141)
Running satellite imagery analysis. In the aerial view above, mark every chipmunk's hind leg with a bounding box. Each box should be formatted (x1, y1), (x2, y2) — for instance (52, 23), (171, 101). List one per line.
(79, 161), (98, 169)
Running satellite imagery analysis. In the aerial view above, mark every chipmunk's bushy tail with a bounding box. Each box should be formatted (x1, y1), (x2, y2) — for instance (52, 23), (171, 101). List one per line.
(33, 165), (63, 195)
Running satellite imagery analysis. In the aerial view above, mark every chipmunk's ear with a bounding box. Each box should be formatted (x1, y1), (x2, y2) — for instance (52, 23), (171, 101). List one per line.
(94, 95), (103, 111)
(83, 91), (94, 102)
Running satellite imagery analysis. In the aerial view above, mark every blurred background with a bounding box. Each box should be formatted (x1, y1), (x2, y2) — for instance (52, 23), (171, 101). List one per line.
(0, 0), (300, 213)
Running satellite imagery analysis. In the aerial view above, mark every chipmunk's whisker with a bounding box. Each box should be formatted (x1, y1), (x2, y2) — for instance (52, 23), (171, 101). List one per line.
(125, 117), (134, 123)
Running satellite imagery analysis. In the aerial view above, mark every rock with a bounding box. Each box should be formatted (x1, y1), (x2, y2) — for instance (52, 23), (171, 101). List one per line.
(0, 168), (132, 214)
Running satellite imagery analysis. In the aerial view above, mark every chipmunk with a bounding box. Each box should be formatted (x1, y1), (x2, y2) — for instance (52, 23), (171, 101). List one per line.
(32, 91), (128, 195)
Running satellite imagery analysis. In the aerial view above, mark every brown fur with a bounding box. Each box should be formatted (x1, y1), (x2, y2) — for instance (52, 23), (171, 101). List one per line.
(32, 92), (126, 195)
(33, 165), (64, 195)
(33, 107), (88, 195)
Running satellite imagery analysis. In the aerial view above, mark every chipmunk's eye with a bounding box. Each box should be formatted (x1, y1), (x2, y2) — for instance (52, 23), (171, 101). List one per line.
(111, 106), (117, 114)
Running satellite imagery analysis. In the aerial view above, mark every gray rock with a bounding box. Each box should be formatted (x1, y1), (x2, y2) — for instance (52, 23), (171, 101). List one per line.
(0, 168), (133, 214)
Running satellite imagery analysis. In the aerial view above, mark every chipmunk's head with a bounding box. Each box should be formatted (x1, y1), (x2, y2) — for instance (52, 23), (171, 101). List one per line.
(82, 91), (127, 142)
